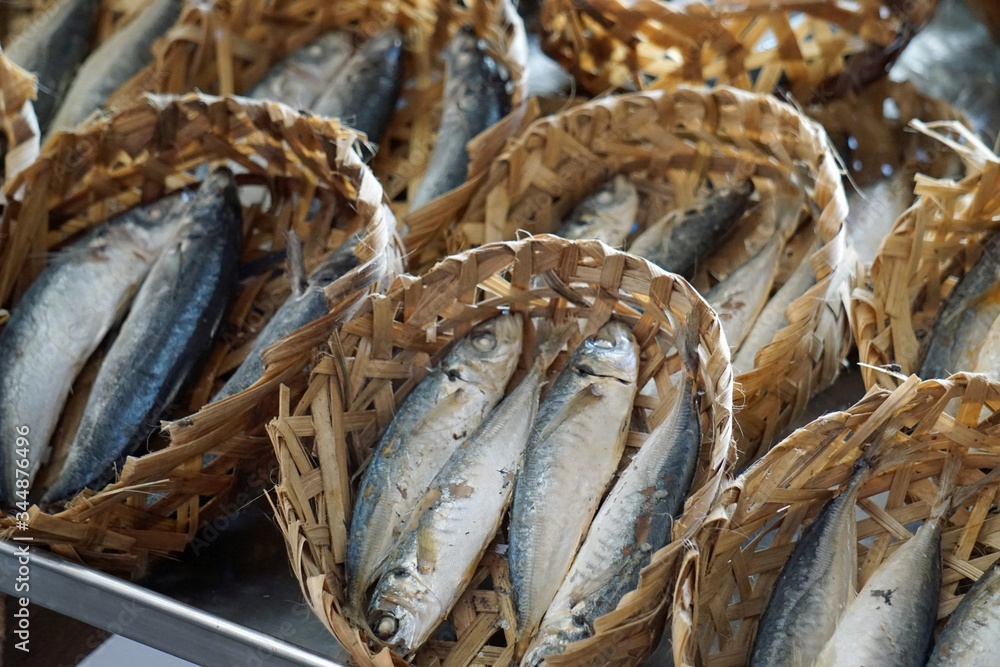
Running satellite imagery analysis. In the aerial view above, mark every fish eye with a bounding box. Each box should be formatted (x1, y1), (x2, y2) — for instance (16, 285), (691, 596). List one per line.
(596, 190), (614, 205)
(472, 332), (497, 352)
(374, 614), (399, 640)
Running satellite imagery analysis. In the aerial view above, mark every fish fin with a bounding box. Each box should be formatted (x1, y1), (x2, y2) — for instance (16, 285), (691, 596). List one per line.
(285, 230), (309, 296)
(533, 383), (605, 444)
(927, 452), (964, 524)
(534, 318), (577, 369)
(408, 388), (470, 437)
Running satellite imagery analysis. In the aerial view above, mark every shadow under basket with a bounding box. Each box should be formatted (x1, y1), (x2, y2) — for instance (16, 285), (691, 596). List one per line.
(268, 235), (736, 666)
(695, 372), (1000, 666)
(0, 92), (401, 575)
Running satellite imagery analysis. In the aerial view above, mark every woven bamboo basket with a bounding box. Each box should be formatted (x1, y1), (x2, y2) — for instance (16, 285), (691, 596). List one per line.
(808, 77), (967, 266)
(0, 47), (39, 196)
(0, 92), (401, 575)
(851, 121), (1000, 391)
(409, 86), (858, 467)
(539, 0), (939, 102)
(268, 235), (735, 666)
(104, 0), (528, 224)
(0, 0), (161, 51)
(693, 372), (1000, 666)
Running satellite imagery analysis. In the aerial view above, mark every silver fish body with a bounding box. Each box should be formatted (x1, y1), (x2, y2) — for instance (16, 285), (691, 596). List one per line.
(47, 0), (183, 135)
(212, 233), (361, 400)
(731, 248), (817, 374)
(846, 169), (914, 268)
(408, 27), (512, 211)
(628, 180), (754, 279)
(523, 318), (701, 666)
(346, 314), (524, 616)
(509, 320), (640, 640)
(553, 175), (638, 246)
(749, 459), (871, 667)
(312, 29), (404, 154)
(813, 514), (943, 667)
(706, 235), (782, 353)
(927, 559), (1000, 666)
(366, 327), (569, 655)
(41, 169), (242, 502)
(245, 30), (354, 110)
(0, 192), (189, 506)
(920, 229), (1000, 379)
(5, 0), (99, 133)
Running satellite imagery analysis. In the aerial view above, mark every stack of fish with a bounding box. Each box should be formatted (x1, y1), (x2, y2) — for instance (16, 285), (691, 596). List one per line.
(0, 168), (240, 506)
(5, 0), (183, 137)
(551, 174), (815, 375)
(342, 311), (704, 663)
(749, 450), (995, 667)
(247, 24), (513, 208)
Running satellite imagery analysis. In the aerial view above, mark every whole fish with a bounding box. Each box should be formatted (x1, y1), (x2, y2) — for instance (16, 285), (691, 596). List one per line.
(749, 457), (872, 667)
(41, 168), (242, 502)
(927, 559), (1000, 666)
(346, 313), (523, 617)
(367, 323), (571, 655)
(5, 0), (99, 132)
(920, 228), (1000, 379)
(47, 0), (183, 135)
(523, 314), (702, 667)
(407, 27), (513, 212)
(812, 461), (959, 667)
(312, 29), (404, 155)
(705, 235), (782, 354)
(509, 319), (640, 642)
(212, 232), (361, 401)
(731, 247), (817, 375)
(0, 191), (190, 506)
(245, 30), (354, 110)
(553, 175), (638, 247)
(628, 180), (754, 278)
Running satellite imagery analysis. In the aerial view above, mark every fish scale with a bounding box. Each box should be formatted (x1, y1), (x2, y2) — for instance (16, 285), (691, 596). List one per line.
(508, 319), (640, 643)
(366, 324), (571, 655)
(346, 314), (523, 618)
(0, 191), (190, 507)
(522, 315), (702, 666)
(40, 169), (242, 503)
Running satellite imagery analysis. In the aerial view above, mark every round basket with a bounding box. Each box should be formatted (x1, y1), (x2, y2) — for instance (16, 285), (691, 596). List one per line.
(851, 121), (1000, 391)
(409, 86), (857, 467)
(0, 47), (39, 195)
(808, 77), (968, 267)
(105, 0), (529, 223)
(692, 372), (1000, 666)
(0, 92), (401, 575)
(538, 0), (939, 102)
(268, 235), (735, 666)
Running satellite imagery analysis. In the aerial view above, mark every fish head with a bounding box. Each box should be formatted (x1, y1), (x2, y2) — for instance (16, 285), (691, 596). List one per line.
(442, 313), (523, 391)
(573, 319), (640, 384)
(368, 567), (445, 655)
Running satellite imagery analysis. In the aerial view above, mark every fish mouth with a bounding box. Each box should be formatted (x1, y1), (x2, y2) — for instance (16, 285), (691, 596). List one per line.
(576, 362), (633, 384)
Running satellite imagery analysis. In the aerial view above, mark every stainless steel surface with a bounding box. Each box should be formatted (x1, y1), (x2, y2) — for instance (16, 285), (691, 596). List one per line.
(0, 499), (346, 667)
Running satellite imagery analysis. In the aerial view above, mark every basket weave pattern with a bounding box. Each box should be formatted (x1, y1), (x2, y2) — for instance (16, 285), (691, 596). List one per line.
(268, 235), (735, 666)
